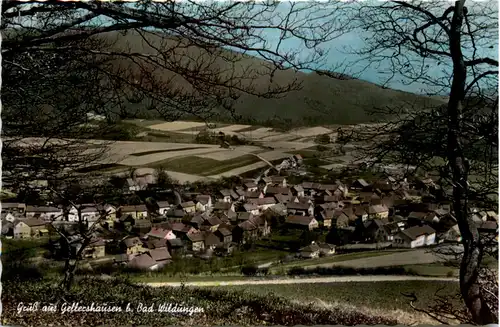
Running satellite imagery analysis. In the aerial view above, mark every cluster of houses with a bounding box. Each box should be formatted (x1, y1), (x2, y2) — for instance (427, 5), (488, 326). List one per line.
(2, 171), (498, 271)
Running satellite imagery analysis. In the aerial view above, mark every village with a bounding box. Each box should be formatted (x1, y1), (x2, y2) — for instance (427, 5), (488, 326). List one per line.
(1, 154), (498, 273)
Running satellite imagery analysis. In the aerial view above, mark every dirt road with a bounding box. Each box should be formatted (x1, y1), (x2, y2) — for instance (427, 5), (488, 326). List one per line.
(142, 275), (457, 288)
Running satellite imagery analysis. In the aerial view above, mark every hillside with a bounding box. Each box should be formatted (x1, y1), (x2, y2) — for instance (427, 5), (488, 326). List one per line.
(5, 28), (445, 127)
(95, 30), (445, 126)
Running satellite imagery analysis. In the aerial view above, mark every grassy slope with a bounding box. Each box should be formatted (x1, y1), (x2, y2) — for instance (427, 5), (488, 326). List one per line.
(3, 277), (396, 326)
(270, 250), (409, 273)
(224, 281), (461, 313)
(99, 30), (445, 126)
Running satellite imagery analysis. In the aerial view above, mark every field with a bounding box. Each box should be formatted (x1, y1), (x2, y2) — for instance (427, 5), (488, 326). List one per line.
(26, 116), (381, 183)
(145, 154), (263, 176)
(73, 118), (354, 182)
(269, 250), (410, 273)
(223, 280), (462, 324)
(135, 119), (336, 144)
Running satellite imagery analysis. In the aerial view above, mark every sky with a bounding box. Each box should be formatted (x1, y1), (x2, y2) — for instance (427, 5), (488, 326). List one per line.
(244, 1), (499, 95)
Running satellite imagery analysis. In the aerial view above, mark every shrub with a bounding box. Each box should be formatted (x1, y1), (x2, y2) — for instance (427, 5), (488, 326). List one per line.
(314, 133), (331, 144)
(241, 264), (258, 276)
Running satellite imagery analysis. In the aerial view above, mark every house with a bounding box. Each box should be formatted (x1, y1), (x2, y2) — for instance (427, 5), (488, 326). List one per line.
(133, 219), (153, 234)
(251, 215), (271, 236)
(269, 176), (287, 187)
(204, 231), (222, 250)
(128, 253), (159, 271)
(178, 201), (196, 214)
(293, 154), (303, 165)
(321, 209), (344, 228)
(363, 219), (391, 243)
(149, 247), (172, 267)
(266, 203), (287, 216)
(257, 176), (272, 188)
(157, 201), (170, 215)
(118, 205), (148, 219)
(441, 224), (462, 243)
(318, 243), (336, 256)
(167, 238), (185, 255)
(25, 218), (48, 238)
(113, 254), (129, 266)
(203, 216), (223, 232)
(318, 184), (339, 194)
(351, 179), (370, 190)
(299, 243), (320, 258)
(265, 186), (290, 196)
(232, 189), (244, 201)
(144, 238), (168, 250)
(166, 208), (186, 222)
(242, 203), (260, 216)
(82, 238), (106, 259)
(118, 214), (135, 229)
(122, 237), (145, 255)
(76, 205), (101, 224)
(237, 212), (254, 223)
(248, 197), (276, 212)
(100, 204), (117, 226)
(213, 201), (235, 213)
(323, 195), (342, 204)
(274, 193), (290, 204)
(293, 196), (313, 205)
(1, 202), (26, 214)
(359, 192), (381, 205)
(26, 205), (63, 221)
(476, 221), (498, 234)
(286, 201), (314, 216)
(215, 227), (232, 244)
(233, 220), (259, 243)
(147, 227), (177, 240)
(195, 195), (212, 212)
(219, 189), (232, 203)
(187, 232), (205, 252)
(171, 222), (198, 237)
(243, 182), (258, 192)
(301, 182), (322, 196)
(187, 213), (208, 229)
(13, 220), (31, 239)
(319, 201), (342, 212)
(393, 225), (436, 248)
(368, 204), (389, 219)
(245, 191), (263, 199)
(285, 215), (319, 230)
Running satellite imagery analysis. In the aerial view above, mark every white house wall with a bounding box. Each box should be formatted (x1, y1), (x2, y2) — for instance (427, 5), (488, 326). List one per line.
(425, 233), (436, 245)
(410, 235), (426, 248)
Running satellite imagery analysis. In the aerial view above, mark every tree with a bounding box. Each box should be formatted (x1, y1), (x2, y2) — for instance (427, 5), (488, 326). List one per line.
(1, 0), (348, 196)
(154, 167), (172, 188)
(327, 1), (498, 323)
(314, 133), (331, 145)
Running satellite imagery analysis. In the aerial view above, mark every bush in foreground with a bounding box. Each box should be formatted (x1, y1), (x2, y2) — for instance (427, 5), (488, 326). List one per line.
(3, 277), (397, 326)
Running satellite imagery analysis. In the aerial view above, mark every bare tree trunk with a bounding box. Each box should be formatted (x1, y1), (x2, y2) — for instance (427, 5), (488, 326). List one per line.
(447, 1), (496, 323)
